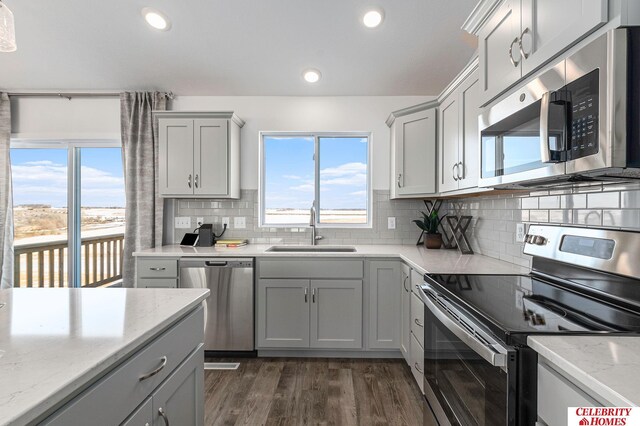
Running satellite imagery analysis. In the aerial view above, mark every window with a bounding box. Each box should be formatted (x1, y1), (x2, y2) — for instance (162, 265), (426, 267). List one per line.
(260, 133), (370, 227)
(11, 140), (125, 288)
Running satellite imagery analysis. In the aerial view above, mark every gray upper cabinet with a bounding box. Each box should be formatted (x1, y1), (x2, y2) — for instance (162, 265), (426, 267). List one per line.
(438, 64), (481, 193)
(257, 279), (310, 348)
(477, 0), (607, 105)
(400, 263), (411, 363)
(368, 261), (401, 349)
(310, 280), (363, 349)
(157, 111), (244, 199)
(388, 104), (438, 199)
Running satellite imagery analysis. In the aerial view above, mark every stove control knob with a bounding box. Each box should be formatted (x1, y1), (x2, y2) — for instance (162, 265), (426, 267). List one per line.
(533, 236), (547, 245)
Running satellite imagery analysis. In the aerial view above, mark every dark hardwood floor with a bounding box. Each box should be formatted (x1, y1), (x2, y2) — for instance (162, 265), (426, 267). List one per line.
(204, 358), (436, 426)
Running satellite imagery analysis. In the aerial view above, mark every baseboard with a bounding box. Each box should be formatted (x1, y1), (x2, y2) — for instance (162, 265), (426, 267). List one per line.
(257, 349), (403, 358)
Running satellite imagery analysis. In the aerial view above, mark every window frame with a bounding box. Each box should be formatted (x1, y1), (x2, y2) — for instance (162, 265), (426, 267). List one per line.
(259, 131), (372, 229)
(10, 138), (122, 287)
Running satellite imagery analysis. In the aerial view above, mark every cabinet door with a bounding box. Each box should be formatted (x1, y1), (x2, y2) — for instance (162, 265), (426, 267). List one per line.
(368, 261), (401, 349)
(394, 108), (437, 196)
(193, 119), (229, 197)
(310, 280), (362, 349)
(152, 346), (204, 426)
(158, 118), (194, 196)
(410, 333), (425, 394)
(478, 0), (523, 104)
(458, 69), (481, 190)
(438, 94), (460, 193)
(257, 279), (310, 348)
(400, 264), (411, 363)
(122, 398), (152, 426)
(520, 0), (607, 75)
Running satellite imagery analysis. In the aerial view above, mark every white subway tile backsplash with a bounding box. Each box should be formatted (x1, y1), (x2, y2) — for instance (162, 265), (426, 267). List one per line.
(539, 196), (560, 209)
(587, 192), (620, 209)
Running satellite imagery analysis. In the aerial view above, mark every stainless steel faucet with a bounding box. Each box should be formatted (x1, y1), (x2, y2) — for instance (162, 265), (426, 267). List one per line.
(309, 205), (323, 245)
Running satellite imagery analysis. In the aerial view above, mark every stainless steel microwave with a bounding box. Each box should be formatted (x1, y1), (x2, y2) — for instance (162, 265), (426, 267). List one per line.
(479, 28), (640, 189)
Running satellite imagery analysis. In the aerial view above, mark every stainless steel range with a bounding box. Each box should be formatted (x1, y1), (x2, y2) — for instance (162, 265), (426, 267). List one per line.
(419, 224), (640, 425)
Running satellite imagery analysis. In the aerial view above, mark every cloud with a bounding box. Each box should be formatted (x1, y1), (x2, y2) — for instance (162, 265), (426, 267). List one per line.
(289, 183), (314, 192)
(349, 190), (367, 196)
(320, 162), (367, 177)
(282, 174), (302, 180)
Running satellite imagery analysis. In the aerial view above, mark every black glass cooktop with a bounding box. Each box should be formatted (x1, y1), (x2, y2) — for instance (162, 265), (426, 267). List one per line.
(424, 273), (640, 345)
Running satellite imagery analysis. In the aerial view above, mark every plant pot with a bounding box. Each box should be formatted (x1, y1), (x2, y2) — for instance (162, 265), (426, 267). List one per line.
(424, 233), (443, 249)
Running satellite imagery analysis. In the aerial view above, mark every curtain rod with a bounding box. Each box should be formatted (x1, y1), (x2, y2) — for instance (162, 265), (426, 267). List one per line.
(6, 92), (174, 100)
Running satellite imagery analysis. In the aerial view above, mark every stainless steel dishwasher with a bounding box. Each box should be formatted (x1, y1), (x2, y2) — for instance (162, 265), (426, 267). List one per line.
(179, 258), (254, 353)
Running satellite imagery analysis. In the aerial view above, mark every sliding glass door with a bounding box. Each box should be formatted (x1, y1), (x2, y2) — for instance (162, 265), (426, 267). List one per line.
(11, 141), (125, 288)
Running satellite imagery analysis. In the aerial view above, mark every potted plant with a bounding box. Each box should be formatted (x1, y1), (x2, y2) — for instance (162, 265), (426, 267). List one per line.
(413, 210), (444, 249)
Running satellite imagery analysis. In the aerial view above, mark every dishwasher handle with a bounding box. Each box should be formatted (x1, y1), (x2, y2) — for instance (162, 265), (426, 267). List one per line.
(205, 261), (228, 267)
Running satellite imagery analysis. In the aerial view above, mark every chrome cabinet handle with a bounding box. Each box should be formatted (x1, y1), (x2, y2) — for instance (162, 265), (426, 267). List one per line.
(457, 162), (464, 180)
(187, 174), (192, 188)
(304, 288), (308, 303)
(139, 356), (167, 381)
(149, 267), (166, 271)
(414, 318), (424, 327)
(194, 174), (199, 188)
(397, 173), (402, 188)
(158, 407), (170, 426)
(519, 27), (530, 59)
(509, 37), (520, 67)
(452, 163), (459, 181)
(414, 363), (423, 374)
(403, 275), (409, 292)
(312, 288), (316, 303)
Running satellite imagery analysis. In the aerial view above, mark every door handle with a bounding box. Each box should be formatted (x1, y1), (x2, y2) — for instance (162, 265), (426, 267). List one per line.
(187, 174), (192, 188)
(204, 261), (228, 267)
(540, 91), (552, 163)
(149, 267), (166, 271)
(304, 288), (308, 303)
(452, 163), (459, 181)
(312, 288), (316, 303)
(158, 407), (170, 426)
(414, 318), (424, 328)
(397, 173), (402, 188)
(457, 162), (464, 180)
(519, 27), (531, 59)
(414, 363), (424, 374)
(194, 174), (199, 188)
(403, 275), (409, 292)
(139, 356), (168, 381)
(508, 37), (520, 67)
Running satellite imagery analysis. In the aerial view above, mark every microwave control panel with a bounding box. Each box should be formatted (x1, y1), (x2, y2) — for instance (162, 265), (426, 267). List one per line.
(568, 69), (599, 160)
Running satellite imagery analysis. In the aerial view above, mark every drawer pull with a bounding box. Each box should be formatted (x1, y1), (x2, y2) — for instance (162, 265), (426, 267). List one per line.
(149, 267), (166, 271)
(158, 407), (170, 426)
(139, 356), (168, 381)
(414, 318), (423, 327)
(414, 363), (423, 374)
(403, 275), (409, 292)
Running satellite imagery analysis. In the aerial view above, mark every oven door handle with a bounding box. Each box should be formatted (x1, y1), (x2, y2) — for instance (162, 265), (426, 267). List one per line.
(420, 284), (508, 368)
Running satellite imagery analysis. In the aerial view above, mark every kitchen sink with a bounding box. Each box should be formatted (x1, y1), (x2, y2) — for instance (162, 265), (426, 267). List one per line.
(266, 245), (357, 253)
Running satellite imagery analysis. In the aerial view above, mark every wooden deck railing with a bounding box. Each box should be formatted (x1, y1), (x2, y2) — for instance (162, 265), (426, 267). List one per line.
(14, 233), (125, 288)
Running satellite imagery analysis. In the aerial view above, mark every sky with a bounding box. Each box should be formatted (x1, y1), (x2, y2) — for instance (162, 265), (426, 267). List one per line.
(264, 136), (368, 211)
(11, 147), (126, 208)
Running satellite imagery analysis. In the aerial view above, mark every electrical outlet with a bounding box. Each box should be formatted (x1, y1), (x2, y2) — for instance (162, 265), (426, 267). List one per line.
(222, 217), (230, 228)
(234, 217), (246, 229)
(196, 217), (204, 226)
(175, 217), (191, 229)
(516, 223), (527, 243)
(387, 217), (396, 229)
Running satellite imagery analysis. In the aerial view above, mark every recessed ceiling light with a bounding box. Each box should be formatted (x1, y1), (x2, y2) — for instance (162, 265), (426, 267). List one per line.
(363, 9), (384, 28)
(303, 69), (321, 83)
(142, 7), (171, 31)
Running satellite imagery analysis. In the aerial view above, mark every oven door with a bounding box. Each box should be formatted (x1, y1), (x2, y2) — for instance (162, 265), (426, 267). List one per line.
(419, 284), (517, 426)
(479, 62), (567, 188)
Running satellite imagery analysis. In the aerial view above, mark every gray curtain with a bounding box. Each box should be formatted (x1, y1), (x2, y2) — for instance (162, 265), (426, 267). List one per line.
(120, 92), (169, 287)
(0, 93), (14, 289)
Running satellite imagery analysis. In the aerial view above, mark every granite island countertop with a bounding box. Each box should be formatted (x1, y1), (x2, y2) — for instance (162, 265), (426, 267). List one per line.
(528, 335), (640, 407)
(134, 244), (530, 275)
(0, 287), (209, 425)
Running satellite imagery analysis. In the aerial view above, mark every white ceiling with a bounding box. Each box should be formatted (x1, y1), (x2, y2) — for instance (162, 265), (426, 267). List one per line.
(0, 0), (479, 96)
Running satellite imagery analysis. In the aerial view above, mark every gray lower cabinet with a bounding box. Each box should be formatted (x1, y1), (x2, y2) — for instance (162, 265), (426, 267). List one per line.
(42, 307), (204, 426)
(257, 279), (310, 348)
(368, 261), (401, 349)
(136, 258), (179, 288)
(410, 333), (425, 394)
(257, 278), (363, 349)
(400, 263), (412, 362)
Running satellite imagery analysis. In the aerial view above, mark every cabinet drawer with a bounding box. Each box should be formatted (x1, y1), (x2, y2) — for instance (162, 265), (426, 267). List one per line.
(259, 259), (363, 279)
(410, 292), (425, 348)
(138, 278), (178, 289)
(537, 362), (602, 426)
(43, 307), (204, 426)
(138, 258), (178, 278)
(410, 333), (425, 394)
(410, 269), (423, 295)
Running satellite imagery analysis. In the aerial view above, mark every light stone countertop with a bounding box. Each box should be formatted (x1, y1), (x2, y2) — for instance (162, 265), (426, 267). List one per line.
(528, 336), (640, 407)
(134, 244), (530, 275)
(0, 287), (209, 426)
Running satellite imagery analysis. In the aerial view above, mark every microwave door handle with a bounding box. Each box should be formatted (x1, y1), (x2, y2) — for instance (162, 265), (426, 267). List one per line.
(540, 91), (552, 163)
(420, 287), (507, 368)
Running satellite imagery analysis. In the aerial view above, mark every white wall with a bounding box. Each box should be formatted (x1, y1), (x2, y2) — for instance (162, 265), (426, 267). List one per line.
(11, 95), (433, 190)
